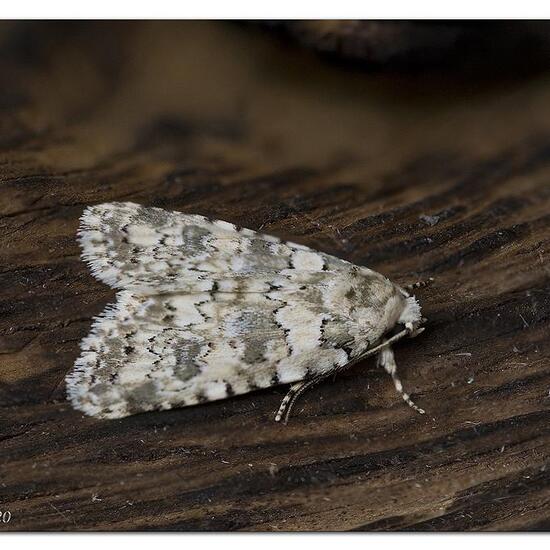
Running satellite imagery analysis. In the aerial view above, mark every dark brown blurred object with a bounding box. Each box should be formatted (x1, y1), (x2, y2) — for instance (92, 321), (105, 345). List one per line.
(1, 21), (550, 531)
(274, 20), (550, 71)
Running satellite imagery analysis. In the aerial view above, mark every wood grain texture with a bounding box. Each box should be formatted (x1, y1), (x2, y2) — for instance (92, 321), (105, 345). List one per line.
(1, 21), (550, 531)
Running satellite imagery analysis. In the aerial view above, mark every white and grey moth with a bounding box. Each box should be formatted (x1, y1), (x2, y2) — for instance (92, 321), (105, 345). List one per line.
(66, 202), (428, 423)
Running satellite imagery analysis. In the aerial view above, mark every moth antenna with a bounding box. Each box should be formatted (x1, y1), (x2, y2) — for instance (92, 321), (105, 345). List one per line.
(377, 346), (425, 415)
(404, 277), (434, 291)
(275, 378), (323, 423)
(274, 391), (294, 423)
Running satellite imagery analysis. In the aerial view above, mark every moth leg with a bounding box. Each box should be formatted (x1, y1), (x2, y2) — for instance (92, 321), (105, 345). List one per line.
(275, 333), (424, 423)
(274, 378), (322, 424)
(377, 345), (425, 414)
(404, 277), (434, 292)
(406, 322), (425, 339)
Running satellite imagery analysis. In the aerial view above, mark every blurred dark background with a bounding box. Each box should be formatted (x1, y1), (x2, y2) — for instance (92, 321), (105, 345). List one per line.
(2, 20), (550, 187)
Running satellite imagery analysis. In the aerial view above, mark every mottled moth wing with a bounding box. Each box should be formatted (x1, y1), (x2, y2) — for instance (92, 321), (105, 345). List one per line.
(78, 202), (347, 293)
(68, 290), (353, 418)
(68, 202), (402, 419)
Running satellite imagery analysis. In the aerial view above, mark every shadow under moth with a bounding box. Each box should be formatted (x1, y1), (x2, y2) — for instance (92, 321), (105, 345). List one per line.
(66, 202), (428, 423)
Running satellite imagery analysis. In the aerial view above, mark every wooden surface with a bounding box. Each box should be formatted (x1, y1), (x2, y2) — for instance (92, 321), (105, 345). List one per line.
(1, 21), (550, 531)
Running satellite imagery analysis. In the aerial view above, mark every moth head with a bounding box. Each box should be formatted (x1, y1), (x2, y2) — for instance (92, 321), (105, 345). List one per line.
(394, 286), (424, 333)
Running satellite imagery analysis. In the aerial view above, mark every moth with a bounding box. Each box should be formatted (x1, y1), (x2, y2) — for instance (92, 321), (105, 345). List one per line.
(66, 202), (428, 423)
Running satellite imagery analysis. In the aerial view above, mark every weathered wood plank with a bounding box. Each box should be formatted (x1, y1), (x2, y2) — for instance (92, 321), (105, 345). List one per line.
(1, 21), (549, 531)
